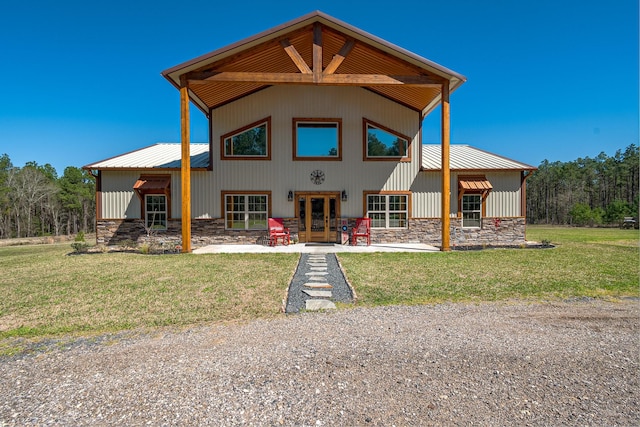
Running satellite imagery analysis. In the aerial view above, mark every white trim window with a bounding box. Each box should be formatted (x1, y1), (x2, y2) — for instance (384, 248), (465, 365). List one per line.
(366, 194), (408, 228)
(145, 194), (167, 230)
(225, 194), (268, 230)
(462, 194), (482, 228)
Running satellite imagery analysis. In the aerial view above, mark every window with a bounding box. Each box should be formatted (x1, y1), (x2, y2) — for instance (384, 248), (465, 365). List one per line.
(366, 193), (409, 228)
(462, 194), (482, 228)
(224, 193), (269, 230)
(221, 117), (271, 159)
(134, 175), (171, 230)
(145, 195), (167, 230)
(363, 119), (410, 160)
(293, 118), (342, 160)
(458, 176), (491, 228)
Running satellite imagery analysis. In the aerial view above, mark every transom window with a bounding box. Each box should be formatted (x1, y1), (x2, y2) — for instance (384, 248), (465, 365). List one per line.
(225, 194), (269, 230)
(462, 194), (482, 228)
(293, 118), (342, 160)
(363, 119), (410, 160)
(145, 195), (167, 230)
(221, 117), (271, 159)
(366, 193), (409, 229)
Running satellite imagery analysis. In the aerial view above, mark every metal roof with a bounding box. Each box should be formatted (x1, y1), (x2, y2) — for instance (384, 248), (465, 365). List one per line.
(83, 143), (210, 170)
(162, 11), (466, 117)
(421, 145), (537, 171)
(85, 143), (535, 172)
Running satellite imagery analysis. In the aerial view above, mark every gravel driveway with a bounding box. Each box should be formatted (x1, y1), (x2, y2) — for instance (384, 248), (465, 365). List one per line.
(1, 300), (638, 426)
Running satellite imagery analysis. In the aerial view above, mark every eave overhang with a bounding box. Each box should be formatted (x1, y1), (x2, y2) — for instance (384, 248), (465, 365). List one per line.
(161, 10), (466, 117)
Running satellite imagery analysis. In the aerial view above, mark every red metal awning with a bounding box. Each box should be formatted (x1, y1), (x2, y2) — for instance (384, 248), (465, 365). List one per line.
(459, 177), (492, 192)
(134, 176), (171, 191)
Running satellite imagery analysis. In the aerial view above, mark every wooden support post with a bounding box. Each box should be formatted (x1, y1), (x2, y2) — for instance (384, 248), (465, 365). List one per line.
(180, 82), (192, 253)
(441, 80), (451, 251)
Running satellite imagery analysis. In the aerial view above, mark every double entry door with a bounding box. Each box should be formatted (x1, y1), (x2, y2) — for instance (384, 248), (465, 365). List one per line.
(296, 193), (339, 243)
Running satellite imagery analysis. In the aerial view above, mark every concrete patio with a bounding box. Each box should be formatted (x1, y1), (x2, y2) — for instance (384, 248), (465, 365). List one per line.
(193, 242), (440, 254)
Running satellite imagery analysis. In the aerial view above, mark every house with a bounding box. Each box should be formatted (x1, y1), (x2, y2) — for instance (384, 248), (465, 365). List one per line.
(83, 11), (536, 252)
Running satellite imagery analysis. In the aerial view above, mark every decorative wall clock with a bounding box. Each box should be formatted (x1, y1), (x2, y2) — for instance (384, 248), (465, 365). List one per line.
(310, 169), (325, 185)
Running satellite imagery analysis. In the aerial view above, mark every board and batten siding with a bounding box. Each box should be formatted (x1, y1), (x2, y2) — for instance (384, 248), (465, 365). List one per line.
(210, 85), (421, 218)
(412, 171), (522, 218)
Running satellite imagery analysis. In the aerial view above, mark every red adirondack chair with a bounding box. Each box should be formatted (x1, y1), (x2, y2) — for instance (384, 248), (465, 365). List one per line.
(268, 218), (290, 246)
(351, 218), (371, 246)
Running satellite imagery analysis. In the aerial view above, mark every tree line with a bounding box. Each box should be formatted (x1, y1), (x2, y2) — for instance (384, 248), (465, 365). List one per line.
(1, 144), (637, 238)
(0, 154), (95, 239)
(526, 144), (639, 226)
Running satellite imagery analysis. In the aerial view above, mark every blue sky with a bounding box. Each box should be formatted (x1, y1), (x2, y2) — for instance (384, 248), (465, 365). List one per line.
(0, 0), (637, 175)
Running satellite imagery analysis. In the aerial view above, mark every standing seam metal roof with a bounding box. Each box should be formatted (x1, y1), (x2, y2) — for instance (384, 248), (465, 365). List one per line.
(421, 145), (537, 170)
(84, 143), (535, 171)
(83, 143), (210, 170)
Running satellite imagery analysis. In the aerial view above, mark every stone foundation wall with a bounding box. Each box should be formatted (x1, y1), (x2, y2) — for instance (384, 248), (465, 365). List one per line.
(96, 218), (299, 247)
(96, 217), (526, 248)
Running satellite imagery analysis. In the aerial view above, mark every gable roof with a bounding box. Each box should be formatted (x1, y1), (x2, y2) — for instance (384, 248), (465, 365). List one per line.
(162, 11), (466, 117)
(84, 143), (535, 172)
(83, 143), (210, 170)
(421, 145), (537, 171)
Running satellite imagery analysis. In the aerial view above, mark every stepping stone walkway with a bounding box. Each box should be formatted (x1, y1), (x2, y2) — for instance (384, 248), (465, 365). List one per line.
(285, 253), (354, 313)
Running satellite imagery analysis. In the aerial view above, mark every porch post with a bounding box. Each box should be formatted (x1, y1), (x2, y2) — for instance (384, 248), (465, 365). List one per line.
(180, 80), (192, 253)
(441, 80), (451, 251)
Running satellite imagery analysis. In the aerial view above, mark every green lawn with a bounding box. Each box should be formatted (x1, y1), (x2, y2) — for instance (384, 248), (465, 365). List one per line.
(0, 225), (637, 355)
(338, 225), (639, 306)
(0, 246), (298, 341)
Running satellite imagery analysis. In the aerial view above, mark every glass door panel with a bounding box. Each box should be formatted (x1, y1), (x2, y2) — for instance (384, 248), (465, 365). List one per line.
(310, 197), (325, 233)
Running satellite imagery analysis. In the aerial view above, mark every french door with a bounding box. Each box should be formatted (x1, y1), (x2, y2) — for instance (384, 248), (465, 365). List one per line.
(296, 193), (339, 242)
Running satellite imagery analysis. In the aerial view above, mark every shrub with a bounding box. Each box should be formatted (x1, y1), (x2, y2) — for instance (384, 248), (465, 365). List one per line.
(71, 242), (89, 254)
(74, 232), (85, 242)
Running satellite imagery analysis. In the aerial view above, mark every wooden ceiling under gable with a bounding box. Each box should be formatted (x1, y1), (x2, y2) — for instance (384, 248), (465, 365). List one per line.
(162, 12), (465, 117)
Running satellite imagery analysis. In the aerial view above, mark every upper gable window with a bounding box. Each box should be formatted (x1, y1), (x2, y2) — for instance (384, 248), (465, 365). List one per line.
(363, 119), (411, 161)
(221, 117), (271, 160)
(293, 118), (342, 161)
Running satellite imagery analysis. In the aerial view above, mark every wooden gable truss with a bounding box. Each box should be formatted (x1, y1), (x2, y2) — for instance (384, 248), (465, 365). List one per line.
(162, 11), (466, 252)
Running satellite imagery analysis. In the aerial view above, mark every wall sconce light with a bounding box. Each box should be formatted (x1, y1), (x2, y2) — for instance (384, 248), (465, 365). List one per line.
(341, 190), (348, 202)
(288, 190), (294, 202)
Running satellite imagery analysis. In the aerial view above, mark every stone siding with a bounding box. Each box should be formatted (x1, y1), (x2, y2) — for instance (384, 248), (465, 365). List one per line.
(96, 217), (525, 248)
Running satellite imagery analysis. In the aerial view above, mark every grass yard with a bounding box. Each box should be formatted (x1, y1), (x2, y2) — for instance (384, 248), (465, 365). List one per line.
(338, 225), (639, 306)
(0, 225), (637, 354)
(0, 245), (298, 343)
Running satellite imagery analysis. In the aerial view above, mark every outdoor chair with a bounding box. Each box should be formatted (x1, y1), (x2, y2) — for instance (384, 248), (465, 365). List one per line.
(268, 218), (290, 246)
(351, 218), (371, 246)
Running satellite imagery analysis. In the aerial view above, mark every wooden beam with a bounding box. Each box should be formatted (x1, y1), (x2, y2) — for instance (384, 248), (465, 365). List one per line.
(313, 22), (323, 83)
(180, 82), (192, 253)
(188, 72), (440, 87)
(280, 39), (312, 74)
(323, 39), (355, 75)
(320, 74), (440, 86)
(441, 80), (451, 252)
(189, 72), (314, 85)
